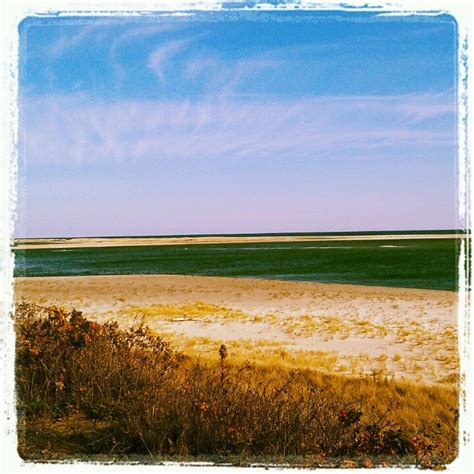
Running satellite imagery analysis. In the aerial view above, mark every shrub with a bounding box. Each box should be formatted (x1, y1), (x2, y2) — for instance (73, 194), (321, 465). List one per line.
(15, 303), (457, 467)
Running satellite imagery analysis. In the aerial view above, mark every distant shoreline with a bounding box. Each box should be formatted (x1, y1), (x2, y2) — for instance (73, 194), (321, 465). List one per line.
(13, 232), (465, 250)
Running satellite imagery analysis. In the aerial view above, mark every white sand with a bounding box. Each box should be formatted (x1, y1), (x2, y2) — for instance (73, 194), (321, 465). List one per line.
(14, 275), (459, 384)
(13, 233), (463, 250)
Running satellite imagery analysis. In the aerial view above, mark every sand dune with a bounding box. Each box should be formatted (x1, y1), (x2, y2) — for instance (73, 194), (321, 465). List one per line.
(14, 274), (459, 384)
(13, 233), (464, 250)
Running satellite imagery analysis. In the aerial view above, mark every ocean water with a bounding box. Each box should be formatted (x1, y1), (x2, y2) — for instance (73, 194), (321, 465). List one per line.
(13, 238), (461, 291)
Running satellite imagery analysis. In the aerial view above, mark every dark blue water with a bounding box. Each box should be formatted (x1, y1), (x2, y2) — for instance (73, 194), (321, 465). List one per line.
(14, 238), (462, 291)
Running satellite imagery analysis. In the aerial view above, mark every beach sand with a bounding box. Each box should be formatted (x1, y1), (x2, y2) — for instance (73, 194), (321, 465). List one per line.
(13, 233), (463, 250)
(14, 275), (458, 385)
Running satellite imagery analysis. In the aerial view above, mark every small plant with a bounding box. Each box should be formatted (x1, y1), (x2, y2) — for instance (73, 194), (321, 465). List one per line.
(219, 343), (228, 389)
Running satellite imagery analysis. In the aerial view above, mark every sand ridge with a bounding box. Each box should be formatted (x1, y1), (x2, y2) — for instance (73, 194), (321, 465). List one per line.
(13, 233), (464, 250)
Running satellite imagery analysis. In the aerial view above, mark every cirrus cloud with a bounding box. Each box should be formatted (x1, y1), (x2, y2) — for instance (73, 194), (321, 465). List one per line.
(20, 92), (455, 167)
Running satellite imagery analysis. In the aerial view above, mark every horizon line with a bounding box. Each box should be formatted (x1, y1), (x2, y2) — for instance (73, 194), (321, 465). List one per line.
(14, 228), (467, 241)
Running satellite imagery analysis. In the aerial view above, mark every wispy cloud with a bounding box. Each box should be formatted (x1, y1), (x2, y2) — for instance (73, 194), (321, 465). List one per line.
(109, 23), (184, 57)
(147, 38), (193, 81)
(46, 24), (100, 58)
(107, 23), (188, 90)
(21, 93), (455, 167)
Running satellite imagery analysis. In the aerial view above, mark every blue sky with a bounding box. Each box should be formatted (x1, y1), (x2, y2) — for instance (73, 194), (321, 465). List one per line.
(18, 11), (458, 237)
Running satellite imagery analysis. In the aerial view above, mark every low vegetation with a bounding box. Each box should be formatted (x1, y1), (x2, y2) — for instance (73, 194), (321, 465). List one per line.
(15, 303), (458, 467)
(121, 301), (458, 384)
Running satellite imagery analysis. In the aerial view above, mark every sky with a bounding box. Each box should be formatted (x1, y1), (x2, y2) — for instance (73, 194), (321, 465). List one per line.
(17, 10), (459, 237)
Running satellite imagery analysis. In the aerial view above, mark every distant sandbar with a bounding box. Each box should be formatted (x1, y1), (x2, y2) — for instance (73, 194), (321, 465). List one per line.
(13, 233), (464, 250)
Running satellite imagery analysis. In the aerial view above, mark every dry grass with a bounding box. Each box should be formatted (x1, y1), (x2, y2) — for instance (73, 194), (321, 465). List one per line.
(15, 303), (459, 468)
(173, 335), (344, 374)
(278, 314), (389, 340)
(123, 303), (389, 341)
(122, 301), (248, 322)
(120, 300), (459, 384)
